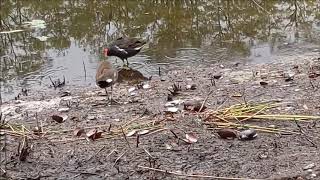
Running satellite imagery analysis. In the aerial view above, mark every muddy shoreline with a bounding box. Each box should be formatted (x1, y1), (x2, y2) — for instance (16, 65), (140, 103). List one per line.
(1, 51), (320, 180)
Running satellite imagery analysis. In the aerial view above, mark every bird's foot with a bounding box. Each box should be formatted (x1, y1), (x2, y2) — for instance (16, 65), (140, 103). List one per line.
(106, 99), (120, 105)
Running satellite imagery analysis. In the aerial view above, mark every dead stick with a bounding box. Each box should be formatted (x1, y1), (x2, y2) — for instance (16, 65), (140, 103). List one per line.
(113, 151), (126, 167)
(143, 147), (154, 159)
(86, 145), (106, 162)
(198, 89), (214, 113)
(83, 60), (87, 80)
(138, 165), (262, 180)
(48, 76), (56, 88)
(121, 127), (131, 148)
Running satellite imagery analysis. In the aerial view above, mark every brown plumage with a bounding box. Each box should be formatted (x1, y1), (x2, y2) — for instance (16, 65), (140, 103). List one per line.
(96, 60), (118, 103)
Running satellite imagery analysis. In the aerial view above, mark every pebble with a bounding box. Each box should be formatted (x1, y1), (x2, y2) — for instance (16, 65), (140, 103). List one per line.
(303, 163), (315, 170)
(87, 116), (96, 120)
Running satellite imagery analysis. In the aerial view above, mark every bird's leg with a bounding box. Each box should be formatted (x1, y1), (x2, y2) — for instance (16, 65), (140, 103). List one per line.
(110, 85), (113, 105)
(104, 88), (110, 101)
(126, 58), (129, 66)
(110, 85), (119, 105)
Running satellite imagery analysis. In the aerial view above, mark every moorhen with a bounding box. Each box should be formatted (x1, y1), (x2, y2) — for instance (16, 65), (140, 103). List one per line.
(103, 37), (146, 66)
(96, 60), (118, 104)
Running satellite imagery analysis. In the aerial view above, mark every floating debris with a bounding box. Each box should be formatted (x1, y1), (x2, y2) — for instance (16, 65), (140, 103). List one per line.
(23, 19), (46, 29)
(0, 29), (24, 34)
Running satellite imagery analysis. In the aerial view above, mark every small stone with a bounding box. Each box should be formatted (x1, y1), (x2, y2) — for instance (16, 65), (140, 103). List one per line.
(128, 87), (136, 93)
(142, 84), (150, 89)
(186, 84), (196, 90)
(239, 129), (257, 140)
(87, 116), (96, 120)
(310, 173), (317, 178)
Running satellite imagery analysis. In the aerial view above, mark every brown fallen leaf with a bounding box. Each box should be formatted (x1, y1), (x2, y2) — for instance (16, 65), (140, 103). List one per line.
(86, 129), (103, 140)
(185, 132), (198, 143)
(73, 128), (85, 137)
(52, 115), (63, 123)
(126, 129), (137, 137)
(217, 128), (238, 139)
(137, 130), (150, 135)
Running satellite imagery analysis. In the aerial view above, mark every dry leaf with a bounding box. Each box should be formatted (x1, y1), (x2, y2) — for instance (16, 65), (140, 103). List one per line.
(86, 129), (103, 140)
(185, 133), (198, 143)
(73, 128), (85, 137)
(217, 128), (238, 139)
(126, 129), (137, 137)
(52, 115), (64, 123)
(137, 130), (150, 135)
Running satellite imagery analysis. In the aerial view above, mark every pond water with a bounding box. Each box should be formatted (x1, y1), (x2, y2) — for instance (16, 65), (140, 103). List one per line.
(1, 0), (320, 102)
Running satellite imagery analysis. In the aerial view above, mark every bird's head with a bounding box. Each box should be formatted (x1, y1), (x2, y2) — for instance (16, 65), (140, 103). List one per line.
(103, 48), (109, 57)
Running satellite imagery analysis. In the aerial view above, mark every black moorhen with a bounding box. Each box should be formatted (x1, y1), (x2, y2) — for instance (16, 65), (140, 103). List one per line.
(103, 37), (146, 66)
(96, 60), (118, 104)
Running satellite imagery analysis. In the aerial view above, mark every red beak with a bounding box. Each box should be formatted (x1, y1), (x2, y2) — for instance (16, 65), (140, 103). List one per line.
(103, 48), (108, 57)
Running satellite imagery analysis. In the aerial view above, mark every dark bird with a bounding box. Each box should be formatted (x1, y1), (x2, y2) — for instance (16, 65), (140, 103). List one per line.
(96, 60), (118, 104)
(103, 37), (146, 66)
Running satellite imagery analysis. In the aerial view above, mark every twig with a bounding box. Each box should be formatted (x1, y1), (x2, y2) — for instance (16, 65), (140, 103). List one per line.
(48, 76), (55, 87)
(83, 60), (87, 80)
(86, 145), (106, 162)
(143, 147), (154, 159)
(121, 127), (131, 148)
(106, 149), (117, 159)
(137, 165), (262, 180)
(136, 135), (140, 148)
(295, 120), (317, 148)
(198, 89), (214, 113)
(251, 0), (271, 15)
(113, 151), (126, 167)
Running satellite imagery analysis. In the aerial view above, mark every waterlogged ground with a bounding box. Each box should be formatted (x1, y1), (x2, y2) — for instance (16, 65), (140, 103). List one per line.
(1, 50), (320, 180)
